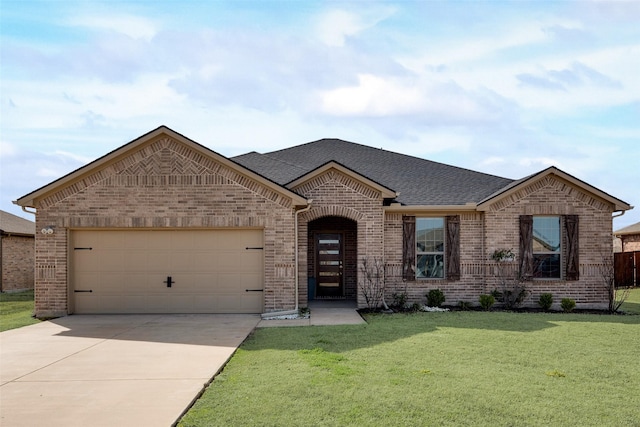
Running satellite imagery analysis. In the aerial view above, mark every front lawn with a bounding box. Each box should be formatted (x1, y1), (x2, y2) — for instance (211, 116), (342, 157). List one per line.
(0, 290), (39, 332)
(621, 287), (640, 314)
(179, 310), (640, 426)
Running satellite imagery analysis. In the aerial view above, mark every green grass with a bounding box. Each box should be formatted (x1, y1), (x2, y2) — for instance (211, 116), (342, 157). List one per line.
(179, 310), (640, 427)
(621, 287), (640, 314)
(0, 290), (39, 332)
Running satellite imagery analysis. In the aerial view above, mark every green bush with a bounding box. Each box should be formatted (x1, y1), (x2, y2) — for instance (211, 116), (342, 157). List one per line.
(409, 302), (422, 312)
(457, 301), (472, 311)
(426, 289), (446, 307)
(392, 292), (408, 310)
(561, 298), (576, 313)
(538, 293), (554, 311)
(479, 294), (495, 311)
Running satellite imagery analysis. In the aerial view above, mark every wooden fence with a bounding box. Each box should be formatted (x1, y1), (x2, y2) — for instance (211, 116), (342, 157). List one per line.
(615, 251), (640, 288)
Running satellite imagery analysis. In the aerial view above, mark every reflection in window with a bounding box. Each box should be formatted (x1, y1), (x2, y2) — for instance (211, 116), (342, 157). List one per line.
(533, 216), (561, 279)
(416, 218), (445, 278)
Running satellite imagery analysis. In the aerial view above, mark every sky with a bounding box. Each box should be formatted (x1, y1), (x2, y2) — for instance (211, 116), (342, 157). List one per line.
(1, 0), (638, 230)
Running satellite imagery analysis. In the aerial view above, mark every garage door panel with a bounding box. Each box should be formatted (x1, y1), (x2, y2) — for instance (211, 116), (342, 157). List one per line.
(146, 252), (172, 271)
(73, 230), (264, 314)
(171, 252), (195, 272)
(123, 252), (148, 272)
(99, 273), (132, 294)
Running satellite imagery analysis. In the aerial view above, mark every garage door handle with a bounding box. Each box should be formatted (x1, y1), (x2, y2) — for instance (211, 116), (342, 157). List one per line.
(74, 289), (93, 293)
(245, 289), (264, 292)
(164, 276), (174, 288)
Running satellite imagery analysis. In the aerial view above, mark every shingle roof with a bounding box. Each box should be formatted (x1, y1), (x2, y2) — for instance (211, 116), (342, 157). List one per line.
(0, 210), (35, 236)
(233, 138), (514, 205)
(614, 221), (640, 236)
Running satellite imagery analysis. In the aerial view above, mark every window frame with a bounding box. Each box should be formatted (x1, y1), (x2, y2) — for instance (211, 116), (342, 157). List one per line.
(415, 217), (446, 279)
(532, 215), (562, 280)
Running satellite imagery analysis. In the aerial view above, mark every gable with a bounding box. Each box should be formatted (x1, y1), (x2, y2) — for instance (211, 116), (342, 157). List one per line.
(16, 126), (307, 209)
(477, 167), (631, 213)
(287, 162), (397, 200)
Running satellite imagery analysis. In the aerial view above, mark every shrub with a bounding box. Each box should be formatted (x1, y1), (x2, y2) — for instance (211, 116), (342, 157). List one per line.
(479, 294), (495, 311)
(392, 292), (408, 310)
(458, 301), (472, 311)
(538, 293), (554, 311)
(409, 302), (422, 312)
(561, 298), (576, 313)
(426, 289), (446, 307)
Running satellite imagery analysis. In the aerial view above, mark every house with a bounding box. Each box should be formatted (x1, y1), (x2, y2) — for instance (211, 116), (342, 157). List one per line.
(614, 222), (640, 253)
(613, 222), (640, 287)
(15, 126), (632, 318)
(0, 210), (35, 292)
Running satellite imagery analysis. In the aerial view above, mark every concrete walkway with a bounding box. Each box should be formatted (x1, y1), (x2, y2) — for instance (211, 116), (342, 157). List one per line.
(258, 300), (365, 327)
(0, 314), (260, 427)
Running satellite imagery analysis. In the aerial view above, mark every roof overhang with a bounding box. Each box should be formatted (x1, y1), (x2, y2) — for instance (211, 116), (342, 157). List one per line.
(286, 161), (398, 199)
(384, 203), (478, 214)
(15, 126), (309, 209)
(476, 166), (632, 212)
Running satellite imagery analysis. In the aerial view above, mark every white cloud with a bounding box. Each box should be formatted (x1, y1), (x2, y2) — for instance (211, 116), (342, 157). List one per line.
(67, 14), (158, 40)
(315, 7), (395, 46)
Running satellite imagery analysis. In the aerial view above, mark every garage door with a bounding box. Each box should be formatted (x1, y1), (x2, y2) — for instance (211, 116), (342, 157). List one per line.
(71, 230), (264, 314)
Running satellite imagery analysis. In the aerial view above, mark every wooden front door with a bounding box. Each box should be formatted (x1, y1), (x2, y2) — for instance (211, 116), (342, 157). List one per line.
(315, 233), (344, 297)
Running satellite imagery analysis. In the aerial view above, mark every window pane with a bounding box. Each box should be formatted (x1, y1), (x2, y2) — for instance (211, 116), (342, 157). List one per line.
(319, 239), (339, 244)
(416, 218), (444, 253)
(533, 216), (560, 252)
(416, 254), (444, 278)
(533, 254), (561, 278)
(319, 250), (339, 255)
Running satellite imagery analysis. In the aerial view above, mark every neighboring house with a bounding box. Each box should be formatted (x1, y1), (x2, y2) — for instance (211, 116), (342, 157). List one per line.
(0, 210), (35, 292)
(15, 126), (632, 318)
(614, 222), (640, 253)
(613, 222), (640, 288)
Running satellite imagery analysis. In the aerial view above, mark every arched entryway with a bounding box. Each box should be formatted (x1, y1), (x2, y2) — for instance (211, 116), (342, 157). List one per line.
(308, 216), (357, 300)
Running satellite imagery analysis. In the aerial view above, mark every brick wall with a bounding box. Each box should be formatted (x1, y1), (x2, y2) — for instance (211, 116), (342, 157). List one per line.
(621, 234), (640, 252)
(384, 211), (485, 306)
(294, 168), (385, 308)
(1, 234), (35, 291)
(383, 175), (615, 309)
(483, 175), (613, 309)
(31, 136), (298, 317)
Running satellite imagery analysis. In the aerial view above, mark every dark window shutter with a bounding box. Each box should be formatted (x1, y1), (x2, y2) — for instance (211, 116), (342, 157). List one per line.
(446, 215), (461, 281)
(519, 215), (534, 280)
(564, 215), (579, 281)
(402, 216), (416, 281)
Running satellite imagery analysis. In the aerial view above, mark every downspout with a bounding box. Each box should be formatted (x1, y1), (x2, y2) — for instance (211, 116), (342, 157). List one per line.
(261, 199), (313, 319)
(294, 200), (313, 312)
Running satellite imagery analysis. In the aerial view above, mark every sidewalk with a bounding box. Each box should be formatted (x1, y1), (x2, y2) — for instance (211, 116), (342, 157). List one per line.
(257, 300), (365, 328)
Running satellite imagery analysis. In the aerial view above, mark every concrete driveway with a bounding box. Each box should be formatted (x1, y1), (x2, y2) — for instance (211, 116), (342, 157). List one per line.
(0, 314), (259, 427)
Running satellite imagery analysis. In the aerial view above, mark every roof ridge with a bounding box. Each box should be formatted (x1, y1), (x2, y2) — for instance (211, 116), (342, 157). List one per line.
(264, 138), (514, 182)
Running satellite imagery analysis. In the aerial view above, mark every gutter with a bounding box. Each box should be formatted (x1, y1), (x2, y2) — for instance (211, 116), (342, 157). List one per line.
(612, 210), (626, 219)
(261, 200), (313, 319)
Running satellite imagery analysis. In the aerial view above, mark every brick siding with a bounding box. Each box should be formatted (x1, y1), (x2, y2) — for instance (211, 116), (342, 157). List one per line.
(1, 234), (35, 291)
(294, 168), (385, 308)
(383, 175), (615, 309)
(621, 234), (640, 252)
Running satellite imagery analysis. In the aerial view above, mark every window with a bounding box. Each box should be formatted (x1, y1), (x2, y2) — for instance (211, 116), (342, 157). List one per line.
(402, 215), (460, 281)
(416, 218), (445, 278)
(532, 216), (561, 279)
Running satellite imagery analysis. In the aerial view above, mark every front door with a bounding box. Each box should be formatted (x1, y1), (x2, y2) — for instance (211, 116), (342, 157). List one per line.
(315, 233), (344, 297)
